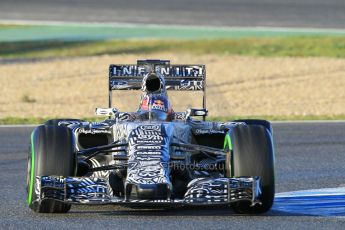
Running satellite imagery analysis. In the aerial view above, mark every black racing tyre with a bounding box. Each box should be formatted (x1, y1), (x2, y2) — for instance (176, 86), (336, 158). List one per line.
(226, 124), (275, 214)
(26, 125), (76, 213)
(44, 119), (84, 126)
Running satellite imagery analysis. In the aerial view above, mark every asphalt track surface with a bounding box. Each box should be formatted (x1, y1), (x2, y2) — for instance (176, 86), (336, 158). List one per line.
(0, 122), (344, 229)
(1, 0), (345, 29)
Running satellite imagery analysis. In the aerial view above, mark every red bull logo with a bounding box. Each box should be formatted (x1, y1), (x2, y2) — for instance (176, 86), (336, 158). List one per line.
(153, 100), (164, 106)
(152, 99), (167, 112)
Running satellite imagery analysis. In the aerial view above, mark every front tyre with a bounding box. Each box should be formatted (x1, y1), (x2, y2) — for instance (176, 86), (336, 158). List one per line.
(27, 125), (76, 213)
(226, 124), (275, 214)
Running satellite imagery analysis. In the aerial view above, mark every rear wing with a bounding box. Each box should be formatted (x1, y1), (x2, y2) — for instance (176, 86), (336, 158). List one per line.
(108, 60), (207, 116)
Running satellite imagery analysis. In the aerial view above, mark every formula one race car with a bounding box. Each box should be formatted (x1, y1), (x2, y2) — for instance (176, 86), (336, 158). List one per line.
(26, 60), (275, 214)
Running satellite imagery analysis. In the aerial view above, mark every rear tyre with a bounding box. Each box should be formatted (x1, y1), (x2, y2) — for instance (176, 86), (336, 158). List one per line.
(226, 124), (275, 214)
(27, 125), (76, 213)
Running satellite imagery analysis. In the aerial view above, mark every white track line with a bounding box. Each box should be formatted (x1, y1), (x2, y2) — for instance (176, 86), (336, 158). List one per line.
(272, 120), (345, 124)
(276, 187), (345, 197)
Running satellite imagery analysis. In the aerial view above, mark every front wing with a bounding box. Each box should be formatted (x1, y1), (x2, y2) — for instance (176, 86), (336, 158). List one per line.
(35, 176), (262, 206)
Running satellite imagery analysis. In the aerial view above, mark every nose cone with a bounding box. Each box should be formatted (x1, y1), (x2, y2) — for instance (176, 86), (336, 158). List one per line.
(143, 73), (165, 93)
(125, 123), (173, 201)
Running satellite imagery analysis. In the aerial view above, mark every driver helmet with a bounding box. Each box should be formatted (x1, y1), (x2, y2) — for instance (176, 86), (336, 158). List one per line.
(138, 94), (173, 121)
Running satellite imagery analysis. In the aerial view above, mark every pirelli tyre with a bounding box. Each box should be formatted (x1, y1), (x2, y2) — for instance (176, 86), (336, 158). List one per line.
(26, 125), (76, 213)
(225, 124), (275, 214)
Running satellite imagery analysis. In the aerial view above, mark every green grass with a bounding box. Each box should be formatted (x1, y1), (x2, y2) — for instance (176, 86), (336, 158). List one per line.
(0, 24), (26, 29)
(1, 115), (345, 125)
(1, 36), (345, 59)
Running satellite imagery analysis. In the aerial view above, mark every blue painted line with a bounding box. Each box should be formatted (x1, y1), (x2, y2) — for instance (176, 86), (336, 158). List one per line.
(274, 187), (345, 217)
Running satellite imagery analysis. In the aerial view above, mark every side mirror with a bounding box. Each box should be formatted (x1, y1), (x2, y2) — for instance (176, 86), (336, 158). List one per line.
(186, 108), (208, 118)
(95, 108), (118, 116)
